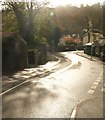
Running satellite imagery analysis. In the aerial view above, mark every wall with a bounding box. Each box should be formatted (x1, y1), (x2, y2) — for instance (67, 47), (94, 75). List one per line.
(2, 33), (27, 74)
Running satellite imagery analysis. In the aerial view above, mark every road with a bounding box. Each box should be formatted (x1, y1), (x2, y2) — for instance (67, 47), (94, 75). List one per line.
(2, 51), (104, 118)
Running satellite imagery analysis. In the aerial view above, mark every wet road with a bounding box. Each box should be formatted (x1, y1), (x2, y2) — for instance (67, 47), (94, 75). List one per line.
(2, 51), (103, 118)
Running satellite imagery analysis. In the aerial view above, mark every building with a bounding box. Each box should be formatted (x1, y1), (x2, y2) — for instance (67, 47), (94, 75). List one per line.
(83, 30), (103, 46)
(83, 29), (104, 56)
(2, 32), (27, 73)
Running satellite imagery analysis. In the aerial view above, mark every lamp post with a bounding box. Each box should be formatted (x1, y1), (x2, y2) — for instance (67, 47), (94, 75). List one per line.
(91, 42), (94, 59)
(50, 11), (55, 53)
(87, 17), (93, 59)
(89, 19), (93, 59)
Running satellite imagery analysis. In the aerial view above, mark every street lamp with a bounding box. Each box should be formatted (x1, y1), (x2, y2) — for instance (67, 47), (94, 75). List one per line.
(50, 10), (55, 53)
(89, 19), (93, 59)
(50, 12), (54, 17)
(87, 18), (93, 59)
(91, 42), (94, 59)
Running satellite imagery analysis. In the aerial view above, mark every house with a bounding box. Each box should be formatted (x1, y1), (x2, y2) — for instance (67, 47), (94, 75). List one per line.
(83, 29), (104, 56)
(58, 36), (66, 46)
(83, 29), (103, 46)
(59, 34), (82, 46)
(94, 36), (105, 56)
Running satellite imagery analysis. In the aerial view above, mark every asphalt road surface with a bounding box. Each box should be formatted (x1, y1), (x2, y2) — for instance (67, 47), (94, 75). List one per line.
(2, 51), (103, 118)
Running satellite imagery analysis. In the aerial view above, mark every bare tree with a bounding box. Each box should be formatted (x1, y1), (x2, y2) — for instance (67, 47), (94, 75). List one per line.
(2, 0), (49, 44)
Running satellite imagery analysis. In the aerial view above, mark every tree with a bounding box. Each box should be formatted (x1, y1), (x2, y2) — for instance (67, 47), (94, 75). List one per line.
(34, 7), (51, 44)
(2, 1), (49, 46)
(103, 3), (105, 36)
(54, 3), (103, 38)
(2, 10), (19, 32)
(52, 26), (62, 47)
(2, 1), (50, 67)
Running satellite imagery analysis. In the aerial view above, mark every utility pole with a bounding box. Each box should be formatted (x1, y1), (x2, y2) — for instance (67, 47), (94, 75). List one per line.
(87, 17), (93, 59)
(49, 9), (55, 53)
(87, 18), (90, 43)
(103, 2), (105, 37)
(89, 18), (93, 59)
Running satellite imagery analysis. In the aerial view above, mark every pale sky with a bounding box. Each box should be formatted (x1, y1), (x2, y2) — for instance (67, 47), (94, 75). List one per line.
(1, 0), (105, 8)
(49, 0), (104, 7)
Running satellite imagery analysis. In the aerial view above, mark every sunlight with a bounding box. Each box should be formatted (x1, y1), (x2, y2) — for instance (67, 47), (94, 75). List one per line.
(50, 0), (70, 7)
(49, 0), (104, 7)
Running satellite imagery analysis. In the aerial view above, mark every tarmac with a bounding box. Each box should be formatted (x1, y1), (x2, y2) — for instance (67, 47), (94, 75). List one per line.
(2, 51), (105, 119)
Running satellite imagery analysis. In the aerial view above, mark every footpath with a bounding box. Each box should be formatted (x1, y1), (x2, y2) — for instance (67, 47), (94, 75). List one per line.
(76, 51), (97, 61)
(71, 96), (104, 119)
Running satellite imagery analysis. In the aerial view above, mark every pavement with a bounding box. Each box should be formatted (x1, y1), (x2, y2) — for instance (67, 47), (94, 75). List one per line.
(76, 51), (97, 61)
(71, 96), (104, 119)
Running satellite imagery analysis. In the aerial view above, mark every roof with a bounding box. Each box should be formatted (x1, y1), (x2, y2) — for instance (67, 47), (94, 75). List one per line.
(0, 32), (17, 37)
(83, 29), (103, 38)
(85, 42), (92, 46)
(92, 29), (102, 34)
(99, 37), (105, 39)
(2, 32), (27, 45)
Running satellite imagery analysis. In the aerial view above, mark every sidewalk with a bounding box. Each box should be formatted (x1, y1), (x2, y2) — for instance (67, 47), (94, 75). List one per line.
(71, 96), (104, 119)
(76, 51), (97, 61)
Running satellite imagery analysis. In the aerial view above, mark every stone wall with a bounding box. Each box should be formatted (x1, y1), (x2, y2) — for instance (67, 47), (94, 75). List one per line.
(2, 33), (27, 73)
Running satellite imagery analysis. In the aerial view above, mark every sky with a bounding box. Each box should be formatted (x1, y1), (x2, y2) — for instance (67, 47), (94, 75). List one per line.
(0, 0), (105, 9)
(49, 0), (105, 7)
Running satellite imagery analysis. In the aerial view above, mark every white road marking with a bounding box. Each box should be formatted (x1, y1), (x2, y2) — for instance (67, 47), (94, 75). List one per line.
(101, 84), (105, 92)
(101, 87), (105, 92)
(96, 79), (101, 82)
(88, 89), (94, 94)
(0, 80), (29, 96)
(91, 86), (97, 90)
(94, 82), (99, 85)
(88, 71), (103, 94)
(70, 107), (77, 119)
(22, 75), (30, 78)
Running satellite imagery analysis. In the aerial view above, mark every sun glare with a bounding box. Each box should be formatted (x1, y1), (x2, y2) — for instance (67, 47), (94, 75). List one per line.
(49, 0), (104, 7)
(50, 0), (70, 7)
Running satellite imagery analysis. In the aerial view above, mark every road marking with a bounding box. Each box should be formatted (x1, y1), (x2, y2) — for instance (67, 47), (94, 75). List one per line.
(1, 70), (49, 96)
(22, 75), (30, 78)
(88, 89), (94, 94)
(96, 79), (101, 82)
(88, 71), (103, 94)
(70, 107), (77, 119)
(101, 88), (105, 92)
(91, 85), (97, 90)
(0, 80), (29, 96)
(94, 82), (99, 85)
(101, 84), (105, 92)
